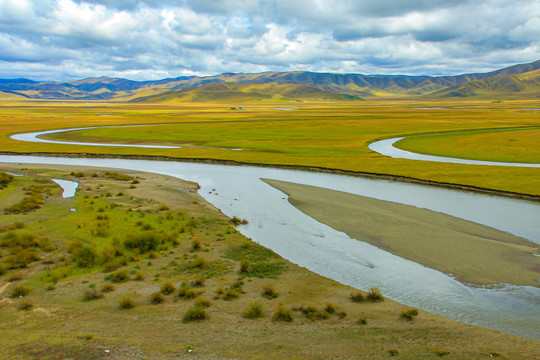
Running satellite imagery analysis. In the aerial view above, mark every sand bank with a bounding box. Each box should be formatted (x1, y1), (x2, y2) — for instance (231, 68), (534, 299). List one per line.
(264, 179), (540, 287)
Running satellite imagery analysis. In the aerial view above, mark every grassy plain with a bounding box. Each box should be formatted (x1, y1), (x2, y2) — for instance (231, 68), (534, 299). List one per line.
(0, 99), (539, 195)
(1, 165), (539, 359)
(396, 126), (540, 163)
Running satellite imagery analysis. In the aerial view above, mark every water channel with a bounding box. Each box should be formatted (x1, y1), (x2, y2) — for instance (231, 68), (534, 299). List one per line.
(1, 154), (539, 339)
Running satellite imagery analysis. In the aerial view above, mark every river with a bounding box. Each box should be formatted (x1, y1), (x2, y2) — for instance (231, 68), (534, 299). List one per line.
(1, 154), (539, 339)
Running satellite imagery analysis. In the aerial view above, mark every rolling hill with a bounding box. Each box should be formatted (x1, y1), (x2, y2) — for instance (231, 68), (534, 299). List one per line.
(0, 60), (539, 101)
(131, 82), (362, 103)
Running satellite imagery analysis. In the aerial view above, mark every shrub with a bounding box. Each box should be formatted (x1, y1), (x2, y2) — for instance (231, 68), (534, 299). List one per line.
(195, 297), (211, 308)
(190, 278), (205, 287)
(124, 232), (159, 253)
(400, 309), (419, 321)
(160, 281), (176, 295)
(261, 284), (278, 299)
(133, 271), (145, 281)
(230, 216), (248, 226)
(190, 237), (201, 250)
(150, 292), (165, 304)
(18, 299), (33, 311)
(10, 285), (30, 298)
(82, 289), (103, 301)
(182, 306), (207, 323)
(223, 288), (240, 301)
(299, 306), (328, 320)
(67, 240), (84, 254)
(357, 318), (367, 325)
(239, 259), (251, 274)
(272, 305), (293, 322)
(366, 287), (383, 302)
(243, 301), (264, 319)
(107, 270), (129, 283)
(191, 256), (206, 268)
(350, 292), (364, 303)
(101, 284), (115, 293)
(118, 296), (135, 309)
(178, 286), (198, 299)
(73, 246), (97, 268)
(324, 303), (336, 314)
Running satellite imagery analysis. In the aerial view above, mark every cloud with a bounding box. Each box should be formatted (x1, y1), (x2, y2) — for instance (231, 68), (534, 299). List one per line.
(0, 0), (538, 80)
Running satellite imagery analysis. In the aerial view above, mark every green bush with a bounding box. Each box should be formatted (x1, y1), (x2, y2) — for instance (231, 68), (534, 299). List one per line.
(190, 278), (205, 287)
(366, 287), (384, 302)
(239, 259), (251, 274)
(10, 285), (30, 298)
(82, 289), (103, 301)
(272, 305), (293, 322)
(107, 270), (129, 283)
(243, 301), (264, 319)
(190, 237), (201, 250)
(261, 284), (278, 299)
(223, 288), (240, 301)
(0, 171), (13, 188)
(195, 297), (211, 308)
(191, 256), (206, 268)
(118, 296), (135, 309)
(182, 306), (207, 323)
(400, 309), (419, 321)
(73, 246), (97, 268)
(100, 284), (115, 293)
(177, 286), (198, 299)
(160, 281), (176, 295)
(150, 292), (165, 304)
(324, 303), (336, 314)
(123, 232), (159, 253)
(350, 292), (364, 303)
(18, 299), (33, 311)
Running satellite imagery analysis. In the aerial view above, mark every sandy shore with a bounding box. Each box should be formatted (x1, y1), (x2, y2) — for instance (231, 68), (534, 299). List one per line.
(264, 179), (540, 287)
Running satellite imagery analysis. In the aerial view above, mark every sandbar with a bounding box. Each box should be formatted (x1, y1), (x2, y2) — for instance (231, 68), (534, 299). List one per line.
(264, 178), (540, 287)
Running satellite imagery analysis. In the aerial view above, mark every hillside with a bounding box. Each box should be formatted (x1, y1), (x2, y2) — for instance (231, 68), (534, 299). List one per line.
(0, 60), (539, 101)
(132, 82), (362, 103)
(432, 68), (540, 98)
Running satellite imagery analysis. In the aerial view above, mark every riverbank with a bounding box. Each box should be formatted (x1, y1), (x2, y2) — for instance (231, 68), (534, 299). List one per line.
(1, 164), (539, 359)
(264, 179), (540, 287)
(2, 150), (540, 203)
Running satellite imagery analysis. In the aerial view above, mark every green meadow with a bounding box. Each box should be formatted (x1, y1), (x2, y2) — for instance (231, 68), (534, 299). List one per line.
(1, 99), (540, 358)
(1, 99), (539, 196)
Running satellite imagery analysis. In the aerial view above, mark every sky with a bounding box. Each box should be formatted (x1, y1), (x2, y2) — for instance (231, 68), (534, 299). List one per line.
(0, 0), (539, 81)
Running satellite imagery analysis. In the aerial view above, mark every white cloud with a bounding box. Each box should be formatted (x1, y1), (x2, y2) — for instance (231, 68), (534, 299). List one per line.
(0, 0), (538, 80)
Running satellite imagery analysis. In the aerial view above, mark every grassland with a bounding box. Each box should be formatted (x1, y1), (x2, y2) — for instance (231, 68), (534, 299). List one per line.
(396, 126), (540, 163)
(1, 165), (539, 359)
(1, 99), (539, 196)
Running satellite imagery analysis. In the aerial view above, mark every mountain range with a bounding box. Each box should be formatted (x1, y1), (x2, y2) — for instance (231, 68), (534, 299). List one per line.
(1, 60), (539, 102)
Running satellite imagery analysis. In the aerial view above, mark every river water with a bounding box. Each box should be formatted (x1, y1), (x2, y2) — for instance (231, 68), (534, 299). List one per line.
(1, 154), (539, 339)
(369, 137), (540, 168)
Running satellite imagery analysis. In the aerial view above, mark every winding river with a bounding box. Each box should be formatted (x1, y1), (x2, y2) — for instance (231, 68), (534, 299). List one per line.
(369, 136), (540, 168)
(2, 128), (540, 339)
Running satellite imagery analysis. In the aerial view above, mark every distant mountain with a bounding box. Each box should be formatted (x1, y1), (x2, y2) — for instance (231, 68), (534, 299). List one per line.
(1, 60), (539, 101)
(132, 82), (362, 103)
(431, 68), (540, 98)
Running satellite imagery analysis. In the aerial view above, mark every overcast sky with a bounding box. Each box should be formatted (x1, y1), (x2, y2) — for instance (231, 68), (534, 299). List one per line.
(0, 0), (539, 81)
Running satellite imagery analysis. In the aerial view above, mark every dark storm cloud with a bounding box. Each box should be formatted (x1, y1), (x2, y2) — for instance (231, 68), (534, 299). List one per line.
(0, 0), (537, 80)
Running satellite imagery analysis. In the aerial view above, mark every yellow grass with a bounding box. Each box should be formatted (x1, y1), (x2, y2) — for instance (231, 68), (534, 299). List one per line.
(0, 99), (539, 196)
